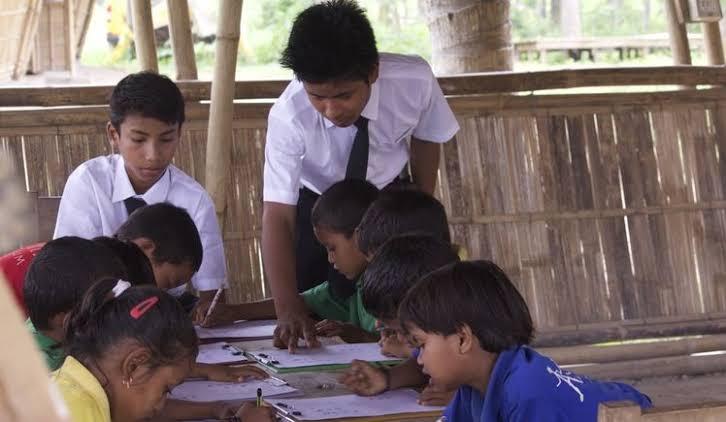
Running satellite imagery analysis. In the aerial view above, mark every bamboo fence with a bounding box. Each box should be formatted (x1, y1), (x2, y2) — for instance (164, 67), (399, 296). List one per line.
(2, 67), (726, 344)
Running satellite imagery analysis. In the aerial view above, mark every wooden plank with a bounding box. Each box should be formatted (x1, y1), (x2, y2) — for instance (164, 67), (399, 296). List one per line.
(3, 67), (726, 106)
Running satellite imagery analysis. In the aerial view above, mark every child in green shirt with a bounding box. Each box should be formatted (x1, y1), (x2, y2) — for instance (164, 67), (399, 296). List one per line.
(202, 179), (379, 343)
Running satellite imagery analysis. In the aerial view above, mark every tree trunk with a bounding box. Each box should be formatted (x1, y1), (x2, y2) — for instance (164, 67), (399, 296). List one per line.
(422, 0), (513, 74)
(560, 0), (581, 38)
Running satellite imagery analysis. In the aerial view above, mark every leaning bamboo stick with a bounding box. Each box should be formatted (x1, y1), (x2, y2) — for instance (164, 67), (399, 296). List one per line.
(542, 334), (726, 365)
(205, 0), (243, 226)
(12, 0), (43, 80)
(167, 0), (198, 80)
(130, 0), (158, 72)
(665, 0), (692, 65)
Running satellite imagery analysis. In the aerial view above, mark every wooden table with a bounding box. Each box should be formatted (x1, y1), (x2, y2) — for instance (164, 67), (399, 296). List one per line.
(232, 339), (440, 422)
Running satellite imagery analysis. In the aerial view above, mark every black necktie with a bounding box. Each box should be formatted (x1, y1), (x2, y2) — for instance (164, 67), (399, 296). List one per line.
(124, 197), (147, 216)
(345, 116), (369, 180)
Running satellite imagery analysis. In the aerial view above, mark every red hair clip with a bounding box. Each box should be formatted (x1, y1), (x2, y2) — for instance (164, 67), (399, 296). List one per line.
(130, 296), (159, 320)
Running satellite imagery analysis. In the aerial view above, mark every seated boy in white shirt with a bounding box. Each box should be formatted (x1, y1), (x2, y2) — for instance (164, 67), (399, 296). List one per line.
(54, 71), (226, 318)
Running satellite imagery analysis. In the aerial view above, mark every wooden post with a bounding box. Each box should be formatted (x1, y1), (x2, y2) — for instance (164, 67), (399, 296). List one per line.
(130, 0), (158, 72)
(167, 0), (198, 80)
(703, 22), (725, 65)
(205, 0), (243, 224)
(64, 0), (76, 75)
(665, 0), (692, 65)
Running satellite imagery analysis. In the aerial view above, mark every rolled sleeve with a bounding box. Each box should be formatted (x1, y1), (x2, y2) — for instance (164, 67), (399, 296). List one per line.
(412, 67), (460, 144)
(263, 113), (305, 205)
(189, 191), (227, 291)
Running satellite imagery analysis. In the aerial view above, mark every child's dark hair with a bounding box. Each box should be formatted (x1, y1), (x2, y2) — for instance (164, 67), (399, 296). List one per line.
(356, 189), (450, 256)
(311, 179), (379, 237)
(92, 236), (155, 286)
(110, 71), (185, 131)
(361, 234), (459, 320)
(65, 278), (198, 368)
(280, 0), (378, 83)
(399, 260), (534, 353)
(23, 237), (128, 330)
(115, 203), (202, 271)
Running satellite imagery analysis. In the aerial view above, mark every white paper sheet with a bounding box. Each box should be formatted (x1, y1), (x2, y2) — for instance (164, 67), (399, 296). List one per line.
(195, 319), (277, 340)
(247, 343), (400, 369)
(270, 389), (443, 421)
(195, 341), (249, 364)
(169, 378), (299, 403)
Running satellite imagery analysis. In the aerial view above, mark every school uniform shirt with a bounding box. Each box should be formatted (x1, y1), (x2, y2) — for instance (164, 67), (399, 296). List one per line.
(301, 279), (377, 333)
(53, 154), (227, 293)
(26, 318), (65, 371)
(443, 346), (652, 422)
(0, 242), (44, 313)
(52, 355), (111, 422)
(264, 52), (460, 205)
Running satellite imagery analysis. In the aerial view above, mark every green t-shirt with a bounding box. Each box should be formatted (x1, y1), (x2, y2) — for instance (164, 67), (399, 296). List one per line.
(301, 280), (378, 333)
(26, 318), (65, 371)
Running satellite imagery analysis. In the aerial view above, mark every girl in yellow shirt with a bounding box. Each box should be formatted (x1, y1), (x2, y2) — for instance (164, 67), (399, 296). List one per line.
(52, 278), (274, 422)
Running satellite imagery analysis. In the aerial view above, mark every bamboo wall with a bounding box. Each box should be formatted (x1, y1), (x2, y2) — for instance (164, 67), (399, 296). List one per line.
(0, 0), (41, 81)
(3, 69), (726, 340)
(32, 0), (93, 72)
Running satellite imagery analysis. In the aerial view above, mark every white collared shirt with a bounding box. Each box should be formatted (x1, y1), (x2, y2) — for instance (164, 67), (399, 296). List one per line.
(53, 154), (227, 292)
(263, 53), (460, 205)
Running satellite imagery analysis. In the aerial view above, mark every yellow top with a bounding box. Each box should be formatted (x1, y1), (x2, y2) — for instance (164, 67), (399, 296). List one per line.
(51, 356), (111, 422)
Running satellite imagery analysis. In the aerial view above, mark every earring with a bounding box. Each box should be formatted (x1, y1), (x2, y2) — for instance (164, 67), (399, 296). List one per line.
(122, 377), (133, 389)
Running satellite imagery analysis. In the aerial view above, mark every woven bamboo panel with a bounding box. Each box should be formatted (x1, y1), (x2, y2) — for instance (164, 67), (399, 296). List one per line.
(32, 0), (93, 72)
(3, 89), (726, 335)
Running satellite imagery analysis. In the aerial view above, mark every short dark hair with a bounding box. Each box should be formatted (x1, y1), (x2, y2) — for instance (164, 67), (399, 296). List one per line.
(356, 189), (451, 256)
(65, 279), (198, 367)
(280, 0), (379, 83)
(115, 203), (203, 271)
(92, 236), (156, 286)
(311, 179), (379, 237)
(399, 260), (534, 353)
(361, 234), (459, 320)
(110, 71), (185, 131)
(24, 237), (128, 330)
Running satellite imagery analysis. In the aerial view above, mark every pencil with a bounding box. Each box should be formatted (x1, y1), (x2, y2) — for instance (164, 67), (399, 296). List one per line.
(256, 387), (262, 407)
(205, 287), (224, 319)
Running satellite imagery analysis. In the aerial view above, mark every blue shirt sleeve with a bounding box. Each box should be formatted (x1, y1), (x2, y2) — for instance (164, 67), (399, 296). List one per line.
(505, 398), (571, 422)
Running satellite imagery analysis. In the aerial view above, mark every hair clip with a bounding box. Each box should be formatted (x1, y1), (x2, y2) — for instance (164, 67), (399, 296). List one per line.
(130, 296), (159, 320)
(112, 279), (132, 298)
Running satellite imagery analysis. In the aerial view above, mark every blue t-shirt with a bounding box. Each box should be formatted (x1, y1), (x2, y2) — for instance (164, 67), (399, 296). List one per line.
(443, 346), (652, 422)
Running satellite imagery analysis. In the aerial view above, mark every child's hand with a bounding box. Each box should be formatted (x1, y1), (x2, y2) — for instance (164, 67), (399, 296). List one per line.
(338, 359), (388, 396)
(315, 319), (377, 343)
(200, 363), (269, 383)
(196, 303), (236, 327)
(378, 330), (413, 358)
(418, 382), (455, 406)
(235, 402), (275, 422)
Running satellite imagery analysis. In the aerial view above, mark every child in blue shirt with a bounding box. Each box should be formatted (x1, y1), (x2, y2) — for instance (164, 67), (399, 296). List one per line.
(398, 260), (653, 421)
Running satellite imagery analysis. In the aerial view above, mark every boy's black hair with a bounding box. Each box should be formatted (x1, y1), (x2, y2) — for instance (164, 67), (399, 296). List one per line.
(311, 179), (379, 237)
(280, 0), (379, 83)
(92, 236), (156, 286)
(399, 260), (534, 353)
(23, 237), (128, 330)
(65, 279), (198, 367)
(115, 203), (203, 272)
(356, 189), (451, 257)
(110, 71), (185, 131)
(361, 234), (459, 320)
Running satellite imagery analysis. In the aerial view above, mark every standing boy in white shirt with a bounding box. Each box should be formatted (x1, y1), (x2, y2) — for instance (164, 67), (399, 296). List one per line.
(54, 71), (227, 317)
(262, 0), (460, 352)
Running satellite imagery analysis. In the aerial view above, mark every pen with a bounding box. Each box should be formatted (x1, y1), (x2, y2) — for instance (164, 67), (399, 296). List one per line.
(205, 287), (224, 319)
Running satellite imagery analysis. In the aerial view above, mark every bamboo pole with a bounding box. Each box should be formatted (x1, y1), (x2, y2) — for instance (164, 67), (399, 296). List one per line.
(130, 0), (158, 72)
(575, 352), (726, 380)
(703, 22), (725, 65)
(167, 0), (198, 80)
(64, 0), (76, 75)
(12, 0), (43, 79)
(542, 334), (726, 365)
(205, 0), (243, 225)
(665, 0), (692, 65)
